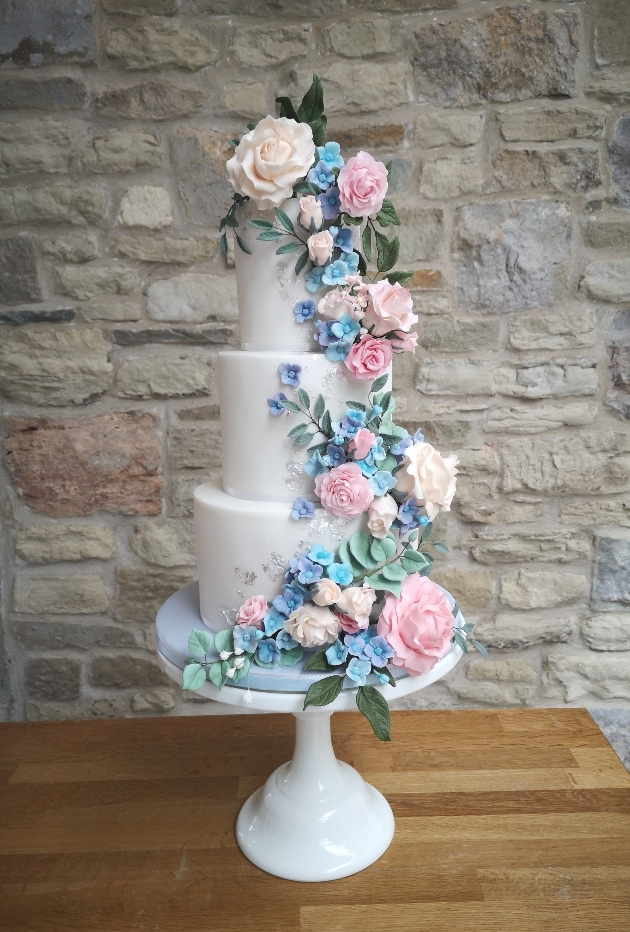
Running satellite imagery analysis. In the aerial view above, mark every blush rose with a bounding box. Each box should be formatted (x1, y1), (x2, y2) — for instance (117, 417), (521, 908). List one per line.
(337, 151), (388, 218)
(363, 281), (418, 337)
(298, 194), (323, 231)
(367, 494), (398, 539)
(344, 334), (392, 381)
(395, 441), (459, 521)
(284, 604), (340, 648)
(307, 230), (334, 266)
(236, 594), (268, 629)
(315, 462), (375, 517)
(377, 575), (454, 676)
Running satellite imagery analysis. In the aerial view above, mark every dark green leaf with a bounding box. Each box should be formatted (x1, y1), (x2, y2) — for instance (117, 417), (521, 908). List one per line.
(362, 223), (372, 262)
(470, 639), (488, 659)
(229, 138), (240, 148)
(297, 388), (310, 409)
(463, 622), (474, 633)
(287, 422), (309, 439)
(276, 241), (300, 254)
(452, 601), (461, 621)
(224, 215), (238, 227)
(294, 181), (321, 196)
(182, 663), (206, 691)
(234, 231), (252, 255)
(295, 250), (309, 276)
(385, 160), (393, 180)
(246, 123), (256, 131)
(303, 674), (344, 710)
(356, 686), (391, 742)
(371, 375), (388, 393)
(376, 233), (399, 273)
(294, 432), (315, 447)
(342, 213), (362, 226)
(304, 650), (334, 672)
(421, 522), (432, 541)
(307, 440), (329, 454)
(309, 114), (327, 147)
(380, 391), (392, 414)
(275, 208), (294, 232)
(375, 199), (401, 228)
(385, 270), (413, 286)
(248, 219), (274, 230)
(297, 73), (324, 124)
(220, 232), (228, 257)
(314, 393), (325, 420)
(280, 645), (303, 666)
(321, 409), (332, 436)
(279, 398), (301, 413)
(275, 95), (298, 120)
(432, 541), (448, 554)
(357, 251), (367, 275)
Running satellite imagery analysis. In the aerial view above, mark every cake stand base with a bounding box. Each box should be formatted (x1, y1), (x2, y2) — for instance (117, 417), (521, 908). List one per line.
(236, 708), (394, 882)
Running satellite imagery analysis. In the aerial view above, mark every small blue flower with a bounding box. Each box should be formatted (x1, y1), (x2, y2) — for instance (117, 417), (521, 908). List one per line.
(317, 141), (344, 170)
(345, 631), (371, 660)
(327, 562), (353, 586)
(362, 435), (386, 467)
(330, 313), (360, 345)
(357, 458), (378, 477)
(325, 443), (347, 468)
(363, 635), (395, 668)
(276, 629), (298, 651)
(308, 544), (334, 566)
(346, 657), (371, 686)
(296, 557), (323, 586)
(305, 264), (326, 292)
(419, 515), (430, 526)
(334, 409), (366, 439)
(326, 638), (349, 666)
(329, 225), (353, 253)
(272, 584), (304, 617)
(377, 672), (390, 685)
(267, 392), (287, 416)
(263, 607), (286, 636)
(303, 450), (328, 478)
(368, 404), (384, 423)
(343, 251), (360, 275)
(389, 432), (412, 456)
(278, 362), (301, 387)
(307, 159), (335, 191)
(293, 299), (316, 323)
(325, 340), (351, 362)
(258, 638), (281, 665)
(233, 625), (264, 653)
(331, 433), (346, 446)
(322, 258), (350, 287)
(317, 186), (341, 220)
(413, 428), (425, 442)
(396, 497), (421, 532)
(369, 470), (396, 496)
(291, 497), (316, 521)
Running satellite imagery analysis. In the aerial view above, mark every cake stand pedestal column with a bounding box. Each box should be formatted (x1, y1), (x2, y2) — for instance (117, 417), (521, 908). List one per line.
(235, 707), (394, 882)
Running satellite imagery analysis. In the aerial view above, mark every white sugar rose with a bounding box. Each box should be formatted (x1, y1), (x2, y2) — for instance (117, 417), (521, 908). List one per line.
(336, 585), (376, 629)
(227, 116), (315, 211)
(395, 441), (458, 521)
(307, 230), (334, 266)
(317, 288), (357, 320)
(367, 494), (398, 539)
(312, 578), (341, 606)
(284, 604), (340, 648)
(363, 280), (417, 337)
(299, 194), (323, 231)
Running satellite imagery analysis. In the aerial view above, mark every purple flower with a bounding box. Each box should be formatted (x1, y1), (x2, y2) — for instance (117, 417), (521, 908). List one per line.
(267, 392), (287, 416)
(314, 318), (335, 348)
(334, 409), (366, 439)
(278, 362), (301, 387)
(291, 497), (316, 521)
(344, 632), (370, 660)
(389, 432), (412, 456)
(329, 225), (353, 253)
(272, 584), (304, 617)
(398, 496), (420, 527)
(293, 299), (316, 323)
(307, 159), (335, 191)
(363, 635), (394, 668)
(325, 443), (347, 468)
(258, 638), (281, 665)
(296, 557), (323, 586)
(317, 186), (341, 220)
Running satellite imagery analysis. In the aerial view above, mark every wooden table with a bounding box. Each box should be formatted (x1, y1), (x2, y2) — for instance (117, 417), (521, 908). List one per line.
(1, 709), (629, 931)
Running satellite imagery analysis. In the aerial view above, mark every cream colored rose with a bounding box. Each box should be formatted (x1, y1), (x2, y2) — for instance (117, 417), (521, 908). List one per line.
(336, 585), (376, 629)
(307, 230), (334, 266)
(298, 194), (323, 231)
(367, 494), (398, 539)
(227, 116), (315, 211)
(363, 280), (417, 337)
(312, 578), (341, 606)
(317, 288), (357, 320)
(284, 604), (340, 648)
(395, 441), (458, 521)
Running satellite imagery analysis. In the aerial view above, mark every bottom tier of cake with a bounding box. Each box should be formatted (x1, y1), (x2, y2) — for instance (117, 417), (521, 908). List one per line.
(195, 478), (364, 632)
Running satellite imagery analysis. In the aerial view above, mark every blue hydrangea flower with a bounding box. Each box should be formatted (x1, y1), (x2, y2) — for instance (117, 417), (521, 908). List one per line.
(296, 557), (323, 586)
(363, 635), (394, 668)
(305, 264), (326, 292)
(377, 672), (390, 685)
(346, 657), (371, 686)
(369, 470), (396, 496)
(413, 428), (425, 442)
(272, 583), (304, 617)
(303, 450), (328, 478)
(362, 436), (386, 467)
(327, 562), (353, 586)
(293, 299), (316, 323)
(330, 313), (360, 345)
(331, 433), (346, 446)
(263, 607), (286, 636)
(258, 638), (281, 665)
(325, 340), (351, 362)
(308, 544), (334, 566)
(233, 625), (264, 653)
(396, 496), (421, 532)
(329, 225), (353, 253)
(322, 259), (350, 287)
(326, 638), (349, 666)
(343, 251), (360, 275)
(356, 458), (378, 477)
(307, 159), (335, 191)
(314, 318), (334, 348)
(316, 141), (344, 170)
(278, 362), (301, 387)
(334, 409), (366, 439)
(368, 404), (383, 423)
(317, 186), (341, 220)
(290, 497), (316, 521)
(345, 631), (371, 660)
(276, 629), (298, 651)
(267, 392), (287, 416)
(389, 432), (412, 456)
(324, 443), (346, 468)
(419, 515), (430, 527)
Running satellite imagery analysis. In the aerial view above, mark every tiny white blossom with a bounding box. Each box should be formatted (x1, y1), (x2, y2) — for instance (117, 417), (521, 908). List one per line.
(220, 650), (232, 661)
(226, 667), (236, 678)
(233, 657), (245, 670)
(242, 690), (253, 704)
(233, 647), (244, 655)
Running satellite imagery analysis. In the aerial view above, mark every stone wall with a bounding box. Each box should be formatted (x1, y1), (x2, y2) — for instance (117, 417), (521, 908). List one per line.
(0, 0), (629, 721)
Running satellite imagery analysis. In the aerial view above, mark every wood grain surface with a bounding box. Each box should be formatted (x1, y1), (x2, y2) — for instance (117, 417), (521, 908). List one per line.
(0, 709), (629, 931)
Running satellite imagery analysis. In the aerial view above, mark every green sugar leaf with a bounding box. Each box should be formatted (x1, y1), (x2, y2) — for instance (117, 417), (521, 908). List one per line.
(287, 422), (309, 439)
(362, 223), (372, 262)
(303, 674), (344, 710)
(304, 650), (334, 672)
(188, 628), (214, 657)
(371, 374), (388, 393)
(214, 629), (234, 655)
(207, 661), (227, 689)
(294, 431), (315, 447)
(279, 399), (301, 413)
(276, 241), (300, 254)
(365, 572), (402, 598)
(349, 531), (378, 570)
(234, 231), (252, 255)
(297, 387), (310, 409)
(275, 95), (298, 121)
(470, 639), (488, 659)
(248, 219), (274, 230)
(381, 562), (407, 582)
(295, 250), (309, 276)
(309, 115), (327, 147)
(345, 400), (368, 412)
(280, 646), (303, 667)
(297, 73), (324, 124)
(182, 663), (206, 691)
(432, 541), (449, 554)
(375, 199), (401, 228)
(256, 230), (282, 241)
(370, 537), (386, 563)
(385, 270), (413, 286)
(275, 207), (295, 232)
(321, 409), (332, 436)
(231, 657), (251, 682)
(356, 685), (391, 742)
(314, 393), (325, 420)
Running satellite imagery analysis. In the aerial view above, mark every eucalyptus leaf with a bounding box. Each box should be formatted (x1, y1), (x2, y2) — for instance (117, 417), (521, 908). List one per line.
(380, 391), (392, 414)
(452, 601), (461, 621)
(182, 663), (206, 691)
(220, 232), (228, 257)
(297, 388), (310, 409)
(432, 541), (449, 554)
(307, 440), (328, 454)
(280, 646), (304, 667)
(337, 539), (364, 576)
(453, 630), (468, 653)
(295, 250), (309, 276)
(275, 208), (294, 232)
(280, 399), (301, 413)
(276, 241), (300, 255)
(470, 639), (488, 659)
(295, 432), (315, 447)
(275, 95), (298, 120)
(321, 409), (332, 436)
(287, 422), (309, 439)
(303, 674), (344, 710)
(256, 230), (282, 241)
(314, 393), (325, 420)
(421, 522), (433, 541)
(380, 454), (397, 474)
(234, 231), (252, 255)
(248, 219), (274, 230)
(356, 685), (391, 742)
(463, 622), (474, 633)
(401, 549), (429, 566)
(345, 401), (368, 412)
(371, 375), (388, 393)
(188, 628), (214, 657)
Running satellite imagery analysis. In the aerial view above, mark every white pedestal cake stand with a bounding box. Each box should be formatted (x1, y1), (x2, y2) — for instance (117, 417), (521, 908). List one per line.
(156, 582), (463, 883)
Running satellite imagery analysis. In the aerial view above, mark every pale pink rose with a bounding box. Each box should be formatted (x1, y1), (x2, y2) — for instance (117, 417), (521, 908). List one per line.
(348, 428), (377, 461)
(395, 441), (458, 522)
(284, 604), (340, 648)
(336, 585), (376, 629)
(236, 594), (268, 629)
(312, 578), (341, 607)
(336, 610), (362, 635)
(377, 575), (454, 676)
(298, 194), (323, 231)
(367, 494), (398, 539)
(391, 331), (418, 354)
(337, 151), (388, 218)
(317, 288), (356, 320)
(315, 462), (374, 518)
(363, 281), (417, 337)
(308, 230), (334, 266)
(344, 334), (392, 381)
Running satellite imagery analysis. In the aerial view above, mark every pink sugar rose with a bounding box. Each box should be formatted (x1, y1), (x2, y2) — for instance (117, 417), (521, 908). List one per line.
(391, 331), (418, 354)
(377, 575), (454, 676)
(348, 428), (377, 461)
(315, 462), (374, 518)
(344, 334), (392, 381)
(364, 281), (417, 338)
(236, 594), (268, 629)
(336, 610), (362, 635)
(337, 151), (388, 218)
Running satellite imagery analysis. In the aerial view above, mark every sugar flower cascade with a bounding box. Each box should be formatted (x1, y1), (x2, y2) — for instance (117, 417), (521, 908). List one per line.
(185, 76), (486, 742)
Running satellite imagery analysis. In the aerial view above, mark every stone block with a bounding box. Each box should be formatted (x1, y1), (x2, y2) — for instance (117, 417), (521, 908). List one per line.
(416, 111), (484, 149)
(55, 266), (139, 300)
(545, 654), (630, 702)
(96, 82), (207, 121)
(332, 124), (405, 153)
(581, 259), (630, 302)
(117, 185), (173, 230)
(417, 358), (597, 399)
(408, 270), (441, 289)
(116, 355), (212, 399)
(508, 306), (595, 350)
(0, 328), (112, 406)
(585, 67), (630, 101)
(292, 62), (411, 115)
(3, 412), (162, 517)
(0, 307), (74, 325)
(0, 0), (95, 66)
(584, 214), (630, 249)
(453, 200), (572, 312)
(147, 272), (237, 322)
(396, 208), (443, 263)
(412, 5), (579, 106)
(171, 127), (234, 228)
(475, 614), (576, 649)
(420, 156), (482, 199)
(16, 526), (115, 564)
(491, 147), (601, 195)
(130, 518), (195, 567)
(467, 659), (536, 682)
(25, 658), (81, 701)
(497, 106), (605, 142)
(447, 682), (505, 705)
(0, 237), (41, 305)
(0, 186), (107, 226)
(13, 620), (137, 652)
(0, 119), (72, 176)
(609, 115), (630, 204)
(113, 326), (235, 347)
(429, 566), (493, 612)
(82, 132), (162, 173)
(324, 19), (393, 57)
(456, 500), (545, 526)
(594, 0), (630, 66)
(102, 0), (179, 13)
(114, 235), (217, 265)
(233, 25), (311, 66)
(13, 575), (109, 615)
(387, 159), (414, 196)
(82, 302), (141, 322)
(561, 498), (630, 528)
(26, 698), (126, 722)
(168, 423), (222, 470)
(0, 77), (87, 110)
(221, 83), (267, 118)
(419, 318), (500, 353)
(116, 567), (195, 625)
(500, 569), (587, 609)
(593, 531), (630, 607)
(106, 22), (216, 71)
(417, 359), (493, 396)
(131, 688), (176, 712)
(582, 614), (630, 651)
(41, 234), (99, 263)
(171, 474), (210, 516)
(466, 530), (590, 564)
(484, 403), (597, 434)
(90, 654), (168, 689)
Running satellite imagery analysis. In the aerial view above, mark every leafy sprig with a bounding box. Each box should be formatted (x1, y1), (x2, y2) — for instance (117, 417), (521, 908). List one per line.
(276, 74), (327, 146)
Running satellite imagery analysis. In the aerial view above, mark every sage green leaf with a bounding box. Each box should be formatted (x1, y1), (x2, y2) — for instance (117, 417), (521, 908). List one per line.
(470, 639), (488, 659)
(276, 241), (300, 254)
(370, 538), (386, 563)
(297, 388), (310, 408)
(220, 232), (228, 257)
(295, 250), (309, 276)
(380, 454), (397, 474)
(307, 440), (328, 454)
(356, 685), (391, 742)
(365, 573), (401, 597)
(432, 541), (449, 553)
(463, 622), (474, 633)
(297, 73), (324, 123)
(345, 400), (367, 412)
(371, 375), (388, 393)
(295, 432), (315, 447)
(421, 521), (433, 541)
(452, 601), (461, 620)
(287, 422), (309, 439)
(275, 208), (294, 232)
(453, 629), (468, 653)
(256, 230), (282, 241)
(214, 629), (234, 655)
(401, 549), (429, 566)
(234, 231), (252, 255)
(303, 674), (344, 710)
(248, 219), (274, 230)
(280, 646), (303, 667)
(182, 663), (206, 691)
(304, 650), (334, 672)
(349, 531), (375, 569)
(275, 95), (298, 120)
(337, 540), (364, 576)
(314, 393), (325, 420)
(188, 628), (214, 657)
(381, 562), (407, 582)
(362, 223), (372, 262)
(321, 409), (332, 436)
(254, 654), (280, 669)
(408, 530), (419, 543)
(380, 391), (392, 414)
(209, 660), (230, 688)
(231, 657), (251, 682)
(381, 534), (397, 559)
(280, 399), (301, 413)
